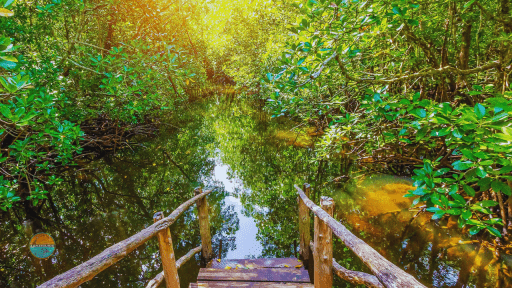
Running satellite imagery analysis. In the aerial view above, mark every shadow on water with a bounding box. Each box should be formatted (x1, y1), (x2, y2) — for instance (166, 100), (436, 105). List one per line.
(0, 92), (507, 287)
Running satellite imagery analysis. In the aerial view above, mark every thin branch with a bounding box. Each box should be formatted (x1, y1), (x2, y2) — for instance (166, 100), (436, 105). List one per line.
(334, 53), (500, 84)
(68, 60), (104, 75)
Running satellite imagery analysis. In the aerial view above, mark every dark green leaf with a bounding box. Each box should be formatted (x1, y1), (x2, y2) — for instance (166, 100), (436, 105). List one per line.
(474, 103), (486, 119)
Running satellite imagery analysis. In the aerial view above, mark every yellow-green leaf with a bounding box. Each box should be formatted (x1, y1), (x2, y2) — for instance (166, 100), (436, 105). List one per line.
(0, 8), (14, 17)
(0, 56), (17, 62)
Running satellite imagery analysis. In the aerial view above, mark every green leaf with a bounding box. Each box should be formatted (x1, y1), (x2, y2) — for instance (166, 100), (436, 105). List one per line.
(484, 218), (503, 226)
(432, 210), (445, 220)
(0, 106), (12, 118)
(478, 200), (498, 207)
(474, 103), (486, 119)
(477, 178), (491, 191)
(452, 128), (463, 138)
(4, 0), (16, 8)
(461, 210), (472, 220)
(469, 226), (483, 235)
(445, 208), (461, 215)
(453, 160), (473, 171)
(392, 6), (402, 16)
(486, 226), (502, 237)
(491, 180), (503, 193)
(0, 55), (17, 62)
(464, 0), (476, 8)
(476, 167), (487, 178)
(416, 126), (429, 140)
(463, 184), (476, 197)
(494, 133), (512, 141)
(470, 205), (492, 214)
(0, 59), (16, 69)
(407, 19), (419, 26)
(411, 108), (426, 118)
(0, 7), (14, 16)
(502, 184), (512, 196)
(430, 127), (451, 137)
(426, 206), (441, 213)
(450, 192), (466, 205)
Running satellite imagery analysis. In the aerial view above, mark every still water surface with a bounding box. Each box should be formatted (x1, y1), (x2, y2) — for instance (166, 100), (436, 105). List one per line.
(0, 96), (502, 287)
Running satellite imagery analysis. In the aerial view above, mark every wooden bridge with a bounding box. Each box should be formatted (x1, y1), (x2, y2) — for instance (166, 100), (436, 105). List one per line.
(37, 185), (426, 288)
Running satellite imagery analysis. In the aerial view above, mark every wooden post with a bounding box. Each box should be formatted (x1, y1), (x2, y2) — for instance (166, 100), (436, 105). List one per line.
(218, 238), (223, 260)
(195, 187), (213, 266)
(153, 212), (180, 288)
(293, 239), (298, 258)
(314, 196), (334, 288)
(299, 183), (312, 270)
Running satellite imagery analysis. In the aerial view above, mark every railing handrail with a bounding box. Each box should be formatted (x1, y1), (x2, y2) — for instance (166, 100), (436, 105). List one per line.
(38, 189), (212, 288)
(295, 184), (426, 288)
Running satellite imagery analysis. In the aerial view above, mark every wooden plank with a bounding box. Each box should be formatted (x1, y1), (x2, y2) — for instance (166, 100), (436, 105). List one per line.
(314, 197), (333, 288)
(197, 268), (310, 282)
(191, 282), (314, 287)
(295, 185), (426, 288)
(208, 258), (304, 269)
(38, 189), (213, 288)
(153, 212), (180, 288)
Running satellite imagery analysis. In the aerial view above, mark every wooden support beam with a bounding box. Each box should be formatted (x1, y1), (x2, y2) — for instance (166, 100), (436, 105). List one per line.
(38, 189), (212, 288)
(196, 187), (213, 266)
(298, 183), (312, 269)
(153, 212), (180, 288)
(218, 239), (223, 260)
(333, 259), (385, 288)
(314, 196), (334, 288)
(309, 241), (384, 288)
(295, 185), (426, 288)
(146, 246), (202, 288)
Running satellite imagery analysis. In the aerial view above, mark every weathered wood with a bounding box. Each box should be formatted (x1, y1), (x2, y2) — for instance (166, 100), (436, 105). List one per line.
(153, 212), (180, 288)
(146, 246), (202, 288)
(38, 189), (212, 288)
(218, 238), (223, 260)
(298, 183), (312, 269)
(314, 196), (333, 288)
(333, 259), (385, 288)
(309, 241), (384, 288)
(295, 185), (426, 288)
(197, 268), (310, 282)
(190, 282), (314, 287)
(208, 258), (304, 269)
(196, 187), (213, 265)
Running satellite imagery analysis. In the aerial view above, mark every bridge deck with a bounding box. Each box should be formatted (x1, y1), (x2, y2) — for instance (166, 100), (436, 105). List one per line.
(189, 258), (313, 288)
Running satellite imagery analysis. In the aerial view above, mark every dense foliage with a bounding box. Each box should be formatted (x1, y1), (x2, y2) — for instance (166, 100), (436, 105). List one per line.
(0, 0), (204, 211)
(264, 0), (512, 246)
(1, 0), (512, 286)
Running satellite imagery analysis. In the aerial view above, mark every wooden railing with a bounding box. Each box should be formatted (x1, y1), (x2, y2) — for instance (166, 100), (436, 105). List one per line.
(295, 184), (426, 288)
(38, 187), (214, 288)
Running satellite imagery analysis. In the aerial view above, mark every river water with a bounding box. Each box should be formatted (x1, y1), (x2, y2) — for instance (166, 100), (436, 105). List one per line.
(0, 96), (502, 287)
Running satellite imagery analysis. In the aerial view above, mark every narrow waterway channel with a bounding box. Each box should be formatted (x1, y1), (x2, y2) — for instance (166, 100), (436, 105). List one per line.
(0, 95), (501, 287)
(212, 158), (263, 258)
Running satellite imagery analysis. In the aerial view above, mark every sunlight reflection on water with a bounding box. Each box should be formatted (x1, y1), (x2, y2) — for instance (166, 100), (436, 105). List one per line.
(212, 159), (263, 258)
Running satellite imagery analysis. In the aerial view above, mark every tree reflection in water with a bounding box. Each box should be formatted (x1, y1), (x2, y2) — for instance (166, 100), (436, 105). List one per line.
(0, 96), (506, 287)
